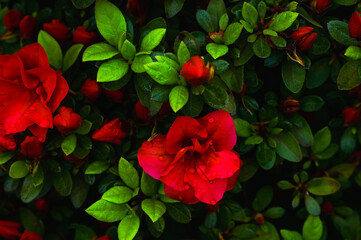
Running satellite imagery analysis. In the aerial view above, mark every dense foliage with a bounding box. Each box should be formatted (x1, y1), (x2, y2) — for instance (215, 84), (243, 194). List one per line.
(1, 0), (361, 239)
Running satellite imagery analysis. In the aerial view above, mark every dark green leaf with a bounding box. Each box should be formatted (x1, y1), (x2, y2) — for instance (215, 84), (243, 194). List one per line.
(253, 36), (271, 58)
(299, 95), (324, 112)
(256, 143), (276, 170)
(21, 175), (43, 203)
(53, 166), (73, 196)
(252, 185), (273, 211)
(165, 0), (186, 18)
(337, 60), (361, 90)
(281, 60), (305, 94)
(328, 20), (360, 46)
(311, 127), (331, 154)
(166, 203), (191, 223)
(274, 132), (302, 162)
(305, 195), (321, 216)
(203, 83), (229, 108)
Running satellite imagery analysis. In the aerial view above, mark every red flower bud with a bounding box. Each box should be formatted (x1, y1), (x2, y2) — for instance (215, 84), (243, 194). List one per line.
(254, 213), (265, 224)
(43, 20), (72, 43)
(126, 0), (148, 24)
(19, 16), (39, 38)
(290, 27), (317, 52)
(3, 10), (22, 31)
(158, 102), (171, 115)
(73, 26), (98, 45)
(135, 101), (152, 121)
(180, 56), (210, 87)
(20, 136), (43, 158)
(81, 78), (101, 102)
(34, 198), (49, 213)
(281, 97), (299, 114)
(97, 236), (112, 240)
(315, 0), (331, 12)
(92, 119), (126, 144)
(342, 107), (361, 125)
(103, 88), (124, 103)
(20, 230), (43, 240)
(321, 201), (335, 215)
(349, 11), (361, 40)
(54, 107), (82, 135)
(349, 85), (361, 99)
(0, 220), (22, 240)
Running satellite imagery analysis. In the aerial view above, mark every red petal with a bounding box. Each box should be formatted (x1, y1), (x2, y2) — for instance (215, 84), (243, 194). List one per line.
(20, 230), (43, 240)
(47, 72), (69, 112)
(16, 43), (49, 69)
(349, 11), (361, 40)
(26, 67), (57, 103)
(226, 169), (240, 191)
(0, 55), (22, 81)
(164, 184), (199, 204)
(159, 158), (189, 191)
(23, 101), (53, 128)
(203, 150), (242, 180)
(28, 125), (48, 142)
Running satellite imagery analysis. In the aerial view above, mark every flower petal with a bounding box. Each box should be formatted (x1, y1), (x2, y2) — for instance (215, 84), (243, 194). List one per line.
(164, 184), (199, 204)
(16, 43), (49, 69)
(226, 170), (240, 191)
(23, 101), (53, 128)
(159, 157), (189, 191)
(203, 150), (242, 180)
(47, 72), (69, 112)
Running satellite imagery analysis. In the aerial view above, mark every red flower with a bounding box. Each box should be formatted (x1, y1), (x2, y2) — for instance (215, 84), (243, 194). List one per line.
(21, 136), (43, 158)
(92, 119), (126, 144)
(34, 198), (49, 213)
(97, 236), (112, 240)
(20, 231), (43, 240)
(342, 107), (361, 125)
(19, 16), (39, 38)
(290, 27), (317, 52)
(180, 56), (210, 87)
(0, 43), (69, 142)
(314, 0), (331, 12)
(158, 102), (171, 115)
(103, 88), (124, 103)
(54, 107), (82, 135)
(43, 20), (72, 43)
(0, 127), (17, 151)
(3, 10), (22, 31)
(138, 111), (242, 205)
(73, 26), (98, 45)
(126, 0), (148, 24)
(321, 201), (335, 215)
(281, 97), (299, 114)
(135, 101), (152, 121)
(349, 11), (361, 40)
(81, 79), (101, 102)
(0, 220), (22, 240)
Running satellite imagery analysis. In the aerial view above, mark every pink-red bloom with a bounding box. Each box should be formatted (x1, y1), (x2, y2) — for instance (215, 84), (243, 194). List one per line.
(43, 19), (72, 43)
(0, 220), (22, 240)
(0, 43), (69, 142)
(92, 118), (126, 144)
(81, 79), (101, 102)
(73, 26), (98, 45)
(54, 107), (82, 135)
(290, 27), (317, 52)
(342, 107), (361, 125)
(19, 16), (39, 38)
(3, 10), (22, 31)
(349, 11), (361, 40)
(20, 231), (43, 240)
(180, 56), (210, 87)
(138, 111), (242, 205)
(21, 136), (43, 158)
(0, 127), (17, 151)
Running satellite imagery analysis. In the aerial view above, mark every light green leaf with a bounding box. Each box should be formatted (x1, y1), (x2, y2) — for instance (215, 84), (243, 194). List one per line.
(118, 214), (140, 240)
(97, 59), (129, 82)
(102, 186), (134, 204)
(269, 11), (299, 32)
(206, 43), (229, 59)
(118, 157), (139, 189)
(63, 44), (83, 72)
(141, 199), (166, 222)
(9, 161), (29, 179)
(86, 199), (127, 222)
(144, 62), (179, 85)
(38, 30), (63, 70)
(169, 85), (189, 112)
(82, 42), (120, 62)
(140, 28), (166, 51)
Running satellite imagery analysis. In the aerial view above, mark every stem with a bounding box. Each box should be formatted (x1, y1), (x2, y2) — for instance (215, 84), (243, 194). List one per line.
(126, 203), (137, 216)
(0, 164), (8, 172)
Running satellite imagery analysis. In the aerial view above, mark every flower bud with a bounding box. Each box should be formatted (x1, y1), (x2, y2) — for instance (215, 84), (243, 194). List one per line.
(290, 27), (317, 52)
(135, 101), (152, 121)
(20, 230), (43, 240)
(73, 26), (98, 45)
(34, 198), (49, 213)
(43, 19), (72, 43)
(0, 220), (22, 240)
(81, 78), (101, 102)
(180, 56), (210, 87)
(3, 10), (22, 31)
(19, 16), (39, 38)
(321, 201), (335, 215)
(349, 11), (361, 40)
(20, 136), (43, 158)
(342, 107), (361, 125)
(54, 107), (82, 135)
(281, 97), (299, 114)
(92, 119), (126, 144)
(254, 213), (265, 224)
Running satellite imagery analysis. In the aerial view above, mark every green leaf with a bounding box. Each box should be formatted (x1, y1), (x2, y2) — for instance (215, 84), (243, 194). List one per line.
(224, 23), (243, 45)
(166, 203), (192, 223)
(263, 207), (285, 219)
(85, 161), (109, 174)
(72, 0), (95, 8)
(207, 0), (226, 22)
(37, 30), (63, 70)
(280, 229), (303, 240)
(256, 143), (276, 170)
(95, 0), (126, 47)
(299, 95), (324, 112)
(120, 39), (136, 61)
(253, 36), (271, 58)
(252, 185), (273, 212)
(311, 127), (331, 154)
(102, 186), (134, 204)
(344, 46), (361, 60)
(0, 151), (15, 164)
(63, 44), (83, 72)
(165, 0), (186, 18)
(53, 166), (73, 196)
(328, 20), (360, 45)
(97, 59), (129, 82)
(131, 54), (153, 73)
(305, 195), (321, 216)
(242, 2), (258, 26)
(19, 207), (44, 235)
(206, 43), (229, 59)
(219, 13), (229, 31)
(71, 178), (89, 208)
(315, 143), (338, 160)
(141, 28), (166, 51)
(274, 132), (302, 162)
(263, 29), (278, 36)
(9, 161), (29, 179)
(151, 85), (172, 102)
(302, 215), (323, 240)
(141, 171), (158, 197)
(155, 55), (181, 72)
(277, 180), (295, 190)
(21, 175), (43, 203)
(177, 41), (190, 66)
(144, 62), (179, 85)
(333, 0), (357, 5)
(118, 157), (139, 189)
(61, 134), (77, 156)
(289, 115), (314, 147)
(182, 94), (204, 117)
(297, 6), (322, 28)
(203, 83), (229, 108)
(269, 11), (299, 32)
(86, 199), (127, 222)
(234, 118), (253, 138)
(306, 177), (341, 196)
(306, 58), (331, 89)
(118, 214), (140, 240)
(337, 60), (361, 90)
(31, 165), (44, 187)
(281, 60), (306, 93)
(270, 36), (287, 47)
(245, 135), (263, 145)
(219, 66), (244, 93)
(340, 127), (357, 154)
(196, 10), (215, 32)
(231, 226), (256, 238)
(75, 120), (93, 135)
(141, 199), (166, 222)
(169, 85), (189, 112)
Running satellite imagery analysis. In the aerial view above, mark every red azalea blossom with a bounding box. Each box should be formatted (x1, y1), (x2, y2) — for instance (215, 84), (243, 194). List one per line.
(290, 27), (317, 52)
(0, 127), (17, 151)
(158, 102), (171, 115)
(20, 230), (43, 240)
(43, 19), (72, 43)
(54, 107), (82, 135)
(21, 136), (43, 158)
(342, 107), (361, 125)
(0, 220), (22, 240)
(3, 9), (22, 31)
(34, 198), (49, 213)
(0, 43), (69, 142)
(97, 236), (112, 240)
(81, 78), (101, 102)
(315, 0), (331, 12)
(135, 100), (152, 121)
(103, 88), (124, 103)
(138, 111), (242, 205)
(19, 16), (39, 38)
(180, 56), (210, 87)
(73, 26), (98, 45)
(321, 201), (335, 215)
(349, 11), (361, 40)
(92, 118), (126, 144)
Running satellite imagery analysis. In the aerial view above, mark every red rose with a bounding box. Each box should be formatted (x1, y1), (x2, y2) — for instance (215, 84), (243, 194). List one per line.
(135, 101), (152, 121)
(3, 9), (22, 31)
(290, 27), (317, 52)
(180, 56), (210, 87)
(43, 19), (72, 43)
(19, 16), (39, 38)
(0, 220), (22, 240)
(54, 107), (82, 135)
(342, 107), (361, 125)
(349, 11), (361, 40)
(34, 198), (49, 213)
(92, 119), (126, 144)
(0, 127), (17, 151)
(315, 0), (331, 12)
(138, 111), (242, 205)
(103, 88), (124, 103)
(97, 236), (112, 240)
(21, 136), (43, 158)
(0, 43), (69, 142)
(20, 230), (43, 240)
(73, 26), (98, 45)
(81, 79), (101, 102)
(281, 97), (299, 114)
